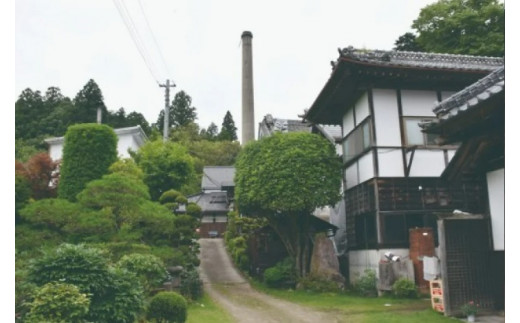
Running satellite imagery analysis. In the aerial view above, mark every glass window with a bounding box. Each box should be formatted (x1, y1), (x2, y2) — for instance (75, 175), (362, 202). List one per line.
(381, 213), (439, 246)
(343, 119), (372, 162)
(403, 117), (439, 146)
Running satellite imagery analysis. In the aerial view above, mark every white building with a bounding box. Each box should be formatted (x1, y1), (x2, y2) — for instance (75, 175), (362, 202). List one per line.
(304, 48), (503, 290)
(44, 125), (148, 161)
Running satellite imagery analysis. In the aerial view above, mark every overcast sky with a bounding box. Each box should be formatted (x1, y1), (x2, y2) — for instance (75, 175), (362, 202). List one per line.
(15, 0), (444, 140)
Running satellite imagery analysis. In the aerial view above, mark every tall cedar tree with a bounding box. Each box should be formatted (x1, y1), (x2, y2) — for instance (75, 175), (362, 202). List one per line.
(235, 132), (342, 277)
(396, 0), (504, 57)
(155, 90), (197, 133)
(58, 124), (118, 201)
(219, 111), (238, 141)
(73, 79), (108, 124)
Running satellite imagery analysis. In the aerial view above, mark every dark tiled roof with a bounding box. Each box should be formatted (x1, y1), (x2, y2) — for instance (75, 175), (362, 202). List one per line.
(421, 66), (504, 130)
(180, 191), (230, 213)
(201, 166), (235, 190)
(336, 47), (503, 72)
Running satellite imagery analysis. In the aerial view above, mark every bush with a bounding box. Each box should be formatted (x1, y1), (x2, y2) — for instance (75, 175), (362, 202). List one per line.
(27, 243), (145, 323)
(147, 292), (187, 323)
(175, 195), (188, 204)
(298, 274), (340, 293)
(15, 173), (31, 223)
(353, 269), (378, 297)
(25, 282), (90, 323)
(186, 203), (202, 218)
(392, 278), (418, 298)
(117, 253), (170, 293)
(263, 258), (296, 288)
(58, 123), (118, 201)
(159, 189), (183, 204)
(179, 269), (203, 300)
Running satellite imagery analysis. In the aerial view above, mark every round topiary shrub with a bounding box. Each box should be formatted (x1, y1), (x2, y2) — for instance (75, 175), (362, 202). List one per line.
(116, 253), (170, 293)
(159, 189), (182, 204)
(58, 123), (118, 201)
(175, 195), (188, 204)
(186, 203), (202, 218)
(26, 282), (90, 323)
(392, 278), (418, 298)
(147, 291), (187, 323)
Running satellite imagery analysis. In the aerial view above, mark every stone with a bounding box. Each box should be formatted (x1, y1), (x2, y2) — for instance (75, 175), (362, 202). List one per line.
(310, 233), (345, 287)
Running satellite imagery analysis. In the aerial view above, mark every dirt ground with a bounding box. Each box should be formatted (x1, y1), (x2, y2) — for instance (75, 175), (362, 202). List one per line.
(198, 238), (341, 323)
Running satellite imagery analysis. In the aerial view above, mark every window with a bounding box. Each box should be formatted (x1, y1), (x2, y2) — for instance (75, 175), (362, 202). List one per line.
(354, 213), (377, 248)
(343, 119), (372, 162)
(381, 213), (438, 247)
(403, 117), (439, 146)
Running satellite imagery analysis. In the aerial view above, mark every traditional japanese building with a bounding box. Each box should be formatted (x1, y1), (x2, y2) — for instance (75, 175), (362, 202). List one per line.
(304, 47), (503, 285)
(421, 66), (504, 315)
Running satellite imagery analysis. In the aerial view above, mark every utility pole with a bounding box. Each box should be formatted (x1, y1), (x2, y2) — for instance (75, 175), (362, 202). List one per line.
(159, 79), (176, 141)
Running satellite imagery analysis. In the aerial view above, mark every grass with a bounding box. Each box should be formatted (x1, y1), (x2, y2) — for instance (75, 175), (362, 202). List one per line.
(186, 293), (234, 323)
(248, 279), (460, 323)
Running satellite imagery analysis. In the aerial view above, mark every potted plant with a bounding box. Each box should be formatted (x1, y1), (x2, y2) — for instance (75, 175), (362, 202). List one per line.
(460, 301), (479, 322)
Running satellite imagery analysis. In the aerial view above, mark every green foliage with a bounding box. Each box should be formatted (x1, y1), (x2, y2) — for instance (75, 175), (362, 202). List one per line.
(411, 0), (504, 56)
(219, 110), (238, 141)
(77, 173), (151, 228)
(133, 140), (195, 200)
(147, 291), (188, 323)
(176, 195), (188, 204)
(186, 203), (202, 218)
(116, 253), (170, 293)
(298, 274), (341, 293)
(58, 123), (118, 201)
(27, 243), (145, 323)
(73, 79), (108, 124)
(263, 258), (296, 288)
(392, 278), (418, 299)
(159, 189), (183, 204)
(179, 269), (203, 301)
(235, 132), (342, 215)
(26, 282), (90, 323)
(460, 300), (480, 316)
(109, 158), (145, 180)
(15, 137), (47, 162)
(15, 173), (31, 222)
(394, 32), (423, 52)
(19, 198), (116, 242)
(353, 269), (378, 297)
(156, 90), (198, 134)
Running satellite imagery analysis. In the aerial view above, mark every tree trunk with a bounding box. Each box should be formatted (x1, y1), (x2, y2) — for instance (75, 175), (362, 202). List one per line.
(268, 212), (312, 278)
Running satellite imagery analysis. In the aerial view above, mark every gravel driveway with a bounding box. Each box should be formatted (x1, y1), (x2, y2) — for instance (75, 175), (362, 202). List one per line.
(198, 238), (339, 323)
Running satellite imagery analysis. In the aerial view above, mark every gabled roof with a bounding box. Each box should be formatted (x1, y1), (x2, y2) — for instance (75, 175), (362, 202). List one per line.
(427, 66), (504, 124)
(421, 66), (505, 142)
(336, 47), (503, 72)
(305, 47), (504, 125)
(201, 166), (235, 190)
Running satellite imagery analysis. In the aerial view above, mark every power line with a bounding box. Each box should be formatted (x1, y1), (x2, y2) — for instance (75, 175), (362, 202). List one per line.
(112, 0), (162, 83)
(137, 0), (171, 78)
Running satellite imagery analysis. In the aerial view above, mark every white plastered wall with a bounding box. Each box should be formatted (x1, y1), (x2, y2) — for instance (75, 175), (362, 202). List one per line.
(400, 90), (437, 117)
(377, 148), (404, 177)
(354, 92), (370, 125)
(406, 150), (446, 177)
(487, 168), (504, 251)
(372, 89), (401, 146)
(349, 249), (409, 283)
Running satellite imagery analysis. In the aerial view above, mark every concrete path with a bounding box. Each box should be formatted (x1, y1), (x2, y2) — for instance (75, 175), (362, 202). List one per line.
(198, 238), (337, 323)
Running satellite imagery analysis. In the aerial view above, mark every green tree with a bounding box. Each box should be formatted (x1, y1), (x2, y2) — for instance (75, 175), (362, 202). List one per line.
(200, 122), (219, 141)
(132, 140), (195, 200)
(403, 0), (505, 56)
(58, 123), (118, 201)
(156, 90), (197, 133)
(235, 132), (342, 277)
(73, 79), (108, 124)
(15, 88), (44, 140)
(219, 111), (238, 141)
(393, 32), (424, 52)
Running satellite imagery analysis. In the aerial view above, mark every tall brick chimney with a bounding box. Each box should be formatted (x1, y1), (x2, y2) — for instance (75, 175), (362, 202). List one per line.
(241, 31), (255, 145)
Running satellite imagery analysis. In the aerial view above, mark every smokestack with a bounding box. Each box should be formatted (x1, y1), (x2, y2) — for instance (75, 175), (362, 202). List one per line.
(241, 31), (255, 145)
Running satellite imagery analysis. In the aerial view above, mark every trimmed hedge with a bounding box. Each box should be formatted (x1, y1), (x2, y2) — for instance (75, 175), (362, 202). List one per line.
(58, 123), (118, 201)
